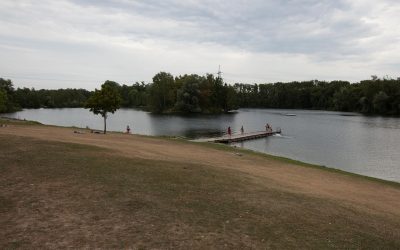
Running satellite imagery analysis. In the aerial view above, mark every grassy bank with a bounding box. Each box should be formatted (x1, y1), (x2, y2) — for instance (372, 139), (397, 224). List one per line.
(2, 116), (399, 188)
(0, 117), (42, 125)
(1, 135), (400, 248)
(195, 140), (400, 187)
(154, 134), (400, 188)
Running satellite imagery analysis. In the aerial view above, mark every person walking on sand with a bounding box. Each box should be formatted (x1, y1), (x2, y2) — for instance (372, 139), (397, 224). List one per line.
(227, 126), (232, 137)
(240, 125), (244, 134)
(126, 125), (131, 134)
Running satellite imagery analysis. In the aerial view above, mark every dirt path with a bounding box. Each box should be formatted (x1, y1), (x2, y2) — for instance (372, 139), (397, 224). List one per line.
(1, 124), (400, 219)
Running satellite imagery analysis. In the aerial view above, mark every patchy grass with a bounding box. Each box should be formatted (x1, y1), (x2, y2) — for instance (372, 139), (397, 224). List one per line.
(0, 117), (41, 125)
(4, 116), (398, 188)
(175, 139), (400, 187)
(1, 134), (400, 249)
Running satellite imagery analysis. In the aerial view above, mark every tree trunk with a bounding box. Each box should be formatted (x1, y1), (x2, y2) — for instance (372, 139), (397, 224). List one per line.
(103, 113), (107, 134)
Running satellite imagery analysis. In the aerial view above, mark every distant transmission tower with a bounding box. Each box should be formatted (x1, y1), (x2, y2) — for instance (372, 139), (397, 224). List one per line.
(217, 65), (223, 80)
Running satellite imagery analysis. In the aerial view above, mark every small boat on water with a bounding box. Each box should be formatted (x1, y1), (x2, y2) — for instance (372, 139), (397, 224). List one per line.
(284, 113), (296, 116)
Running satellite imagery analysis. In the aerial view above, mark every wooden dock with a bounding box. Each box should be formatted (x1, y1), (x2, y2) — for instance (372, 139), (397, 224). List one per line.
(195, 129), (281, 144)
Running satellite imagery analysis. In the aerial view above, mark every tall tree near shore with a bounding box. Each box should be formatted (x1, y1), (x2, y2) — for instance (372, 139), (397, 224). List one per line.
(0, 88), (8, 113)
(175, 74), (202, 113)
(85, 81), (122, 134)
(0, 78), (17, 112)
(148, 72), (175, 113)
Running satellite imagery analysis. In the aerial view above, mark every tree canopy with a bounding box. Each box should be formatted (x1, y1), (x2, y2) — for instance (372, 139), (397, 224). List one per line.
(85, 81), (122, 134)
(0, 88), (8, 113)
(0, 78), (17, 113)
(148, 72), (175, 113)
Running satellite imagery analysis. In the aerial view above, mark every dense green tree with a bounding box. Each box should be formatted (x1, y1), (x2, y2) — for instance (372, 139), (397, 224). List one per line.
(225, 85), (239, 111)
(197, 74), (214, 111)
(148, 72), (175, 113)
(0, 78), (14, 96)
(175, 75), (202, 113)
(85, 81), (122, 134)
(210, 76), (227, 111)
(333, 86), (361, 111)
(0, 88), (8, 113)
(373, 91), (389, 114)
(125, 85), (147, 107)
(0, 78), (17, 112)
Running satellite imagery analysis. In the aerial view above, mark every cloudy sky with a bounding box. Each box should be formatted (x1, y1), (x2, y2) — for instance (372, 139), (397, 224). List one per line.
(1, 0), (399, 89)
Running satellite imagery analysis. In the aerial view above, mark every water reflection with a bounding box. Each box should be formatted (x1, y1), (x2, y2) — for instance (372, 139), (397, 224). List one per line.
(146, 112), (236, 138)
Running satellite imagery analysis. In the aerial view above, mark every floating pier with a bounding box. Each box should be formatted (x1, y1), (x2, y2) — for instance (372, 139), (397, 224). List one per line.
(197, 129), (281, 144)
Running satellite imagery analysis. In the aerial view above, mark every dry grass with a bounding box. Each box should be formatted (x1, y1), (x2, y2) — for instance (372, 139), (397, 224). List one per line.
(1, 133), (400, 249)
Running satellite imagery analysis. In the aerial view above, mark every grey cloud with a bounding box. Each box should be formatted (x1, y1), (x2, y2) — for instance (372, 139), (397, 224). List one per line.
(65, 0), (379, 58)
(0, 0), (399, 88)
(1, 1), (384, 56)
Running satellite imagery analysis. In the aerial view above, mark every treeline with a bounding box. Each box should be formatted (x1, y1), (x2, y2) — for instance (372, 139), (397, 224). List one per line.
(234, 77), (400, 115)
(0, 78), (90, 112)
(1, 74), (400, 115)
(105, 72), (238, 113)
(13, 88), (91, 109)
(0, 72), (238, 114)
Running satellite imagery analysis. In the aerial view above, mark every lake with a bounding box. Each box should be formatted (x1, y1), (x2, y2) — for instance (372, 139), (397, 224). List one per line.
(3, 108), (400, 183)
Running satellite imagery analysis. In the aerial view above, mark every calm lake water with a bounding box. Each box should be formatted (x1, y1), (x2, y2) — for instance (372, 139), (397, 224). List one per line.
(3, 108), (400, 183)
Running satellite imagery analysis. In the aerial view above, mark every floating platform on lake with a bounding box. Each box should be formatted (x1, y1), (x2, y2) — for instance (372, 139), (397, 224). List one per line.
(197, 129), (281, 144)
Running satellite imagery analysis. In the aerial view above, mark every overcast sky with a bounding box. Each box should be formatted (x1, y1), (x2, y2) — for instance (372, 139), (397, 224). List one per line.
(1, 0), (399, 89)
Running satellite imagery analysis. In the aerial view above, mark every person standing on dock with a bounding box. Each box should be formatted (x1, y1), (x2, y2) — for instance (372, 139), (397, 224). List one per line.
(240, 126), (244, 134)
(227, 126), (232, 137)
(265, 123), (272, 132)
